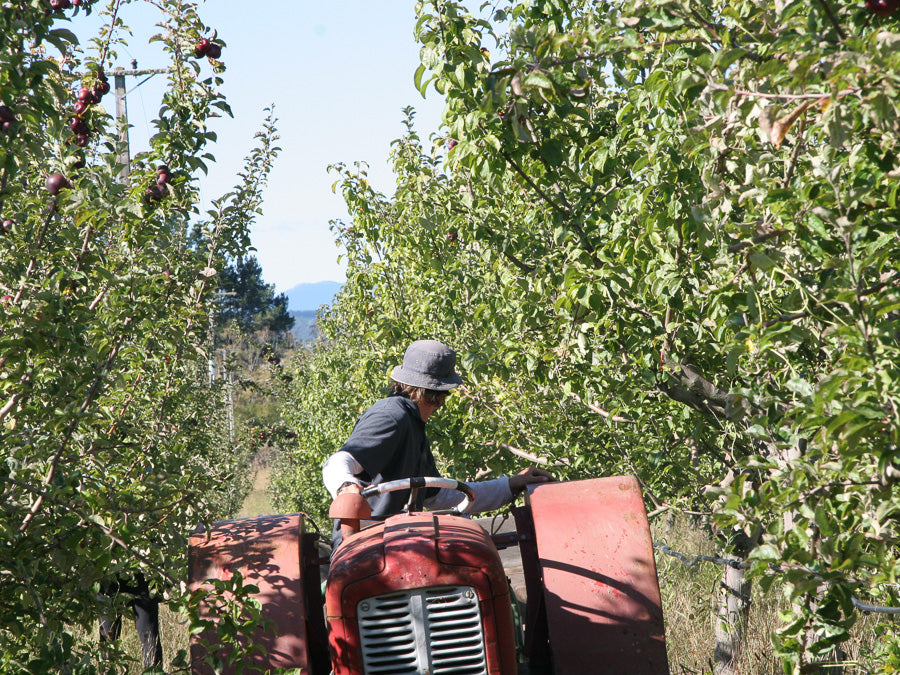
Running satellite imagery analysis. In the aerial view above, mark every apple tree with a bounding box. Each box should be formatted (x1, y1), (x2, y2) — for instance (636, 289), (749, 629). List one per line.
(418, 0), (900, 669)
(0, 1), (278, 669)
(274, 0), (899, 670)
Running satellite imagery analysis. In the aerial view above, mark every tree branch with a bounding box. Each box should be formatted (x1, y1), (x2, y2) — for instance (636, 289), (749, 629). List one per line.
(658, 357), (749, 422)
(763, 276), (896, 328)
(709, 83), (858, 101)
(3, 475), (178, 583)
(500, 150), (569, 218)
(727, 229), (788, 254)
(497, 442), (570, 467)
(486, 39), (712, 78)
(813, 0), (846, 40)
(569, 391), (635, 424)
(19, 330), (128, 534)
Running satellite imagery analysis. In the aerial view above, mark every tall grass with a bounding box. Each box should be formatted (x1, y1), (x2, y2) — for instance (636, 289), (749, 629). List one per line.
(655, 515), (891, 674)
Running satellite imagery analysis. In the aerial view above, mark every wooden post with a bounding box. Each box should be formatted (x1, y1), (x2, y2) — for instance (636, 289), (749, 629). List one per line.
(714, 555), (751, 675)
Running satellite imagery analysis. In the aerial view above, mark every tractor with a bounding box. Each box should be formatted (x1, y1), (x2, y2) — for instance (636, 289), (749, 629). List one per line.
(188, 476), (669, 674)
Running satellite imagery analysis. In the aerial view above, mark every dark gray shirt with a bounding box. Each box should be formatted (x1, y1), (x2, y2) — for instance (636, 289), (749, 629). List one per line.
(338, 394), (440, 517)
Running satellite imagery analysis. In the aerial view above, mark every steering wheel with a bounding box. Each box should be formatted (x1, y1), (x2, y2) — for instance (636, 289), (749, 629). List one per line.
(360, 477), (475, 515)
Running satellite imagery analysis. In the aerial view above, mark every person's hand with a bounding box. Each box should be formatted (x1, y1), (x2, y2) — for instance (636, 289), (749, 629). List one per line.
(509, 467), (555, 495)
(336, 481), (362, 496)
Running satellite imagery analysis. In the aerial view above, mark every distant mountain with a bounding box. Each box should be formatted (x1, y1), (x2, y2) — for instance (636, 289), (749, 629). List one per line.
(289, 310), (320, 343)
(282, 281), (342, 313)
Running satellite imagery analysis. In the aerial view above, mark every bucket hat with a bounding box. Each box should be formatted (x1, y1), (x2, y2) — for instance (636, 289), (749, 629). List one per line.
(391, 340), (463, 391)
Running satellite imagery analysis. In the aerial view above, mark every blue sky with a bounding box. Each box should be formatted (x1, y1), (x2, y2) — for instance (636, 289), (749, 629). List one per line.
(80, 1), (446, 291)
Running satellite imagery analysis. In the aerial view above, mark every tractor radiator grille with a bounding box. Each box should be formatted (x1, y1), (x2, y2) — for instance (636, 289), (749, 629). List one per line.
(357, 586), (487, 674)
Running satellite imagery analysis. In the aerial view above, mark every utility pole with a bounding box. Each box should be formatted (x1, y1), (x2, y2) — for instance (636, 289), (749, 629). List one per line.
(211, 290), (237, 441)
(113, 68), (129, 181)
(111, 65), (173, 183)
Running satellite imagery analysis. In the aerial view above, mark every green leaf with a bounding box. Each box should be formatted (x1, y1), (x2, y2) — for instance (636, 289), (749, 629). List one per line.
(748, 251), (775, 271)
(749, 544), (781, 561)
(523, 71), (553, 91)
(44, 28), (79, 52)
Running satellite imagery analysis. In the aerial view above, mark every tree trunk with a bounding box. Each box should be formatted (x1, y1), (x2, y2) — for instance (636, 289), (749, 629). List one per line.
(714, 555), (752, 675)
(801, 588), (845, 674)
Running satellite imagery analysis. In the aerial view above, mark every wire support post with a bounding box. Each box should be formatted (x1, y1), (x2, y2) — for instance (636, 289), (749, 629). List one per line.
(653, 541), (900, 616)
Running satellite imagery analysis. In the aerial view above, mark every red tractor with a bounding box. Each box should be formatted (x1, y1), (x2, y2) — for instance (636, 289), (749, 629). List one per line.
(189, 476), (669, 674)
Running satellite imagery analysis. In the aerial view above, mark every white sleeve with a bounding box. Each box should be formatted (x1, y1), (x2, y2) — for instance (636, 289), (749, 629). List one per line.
(424, 477), (513, 514)
(322, 451), (365, 498)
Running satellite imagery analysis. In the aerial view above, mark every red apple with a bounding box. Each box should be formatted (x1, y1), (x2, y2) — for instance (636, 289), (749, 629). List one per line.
(73, 101), (88, 116)
(194, 37), (211, 58)
(68, 117), (89, 135)
(45, 173), (70, 195)
(0, 108), (14, 133)
(206, 43), (222, 59)
(144, 184), (168, 201)
(74, 134), (89, 147)
(76, 86), (97, 104)
(1, 220), (13, 233)
(447, 138), (458, 150)
(867, 0), (899, 14)
(92, 80), (110, 98)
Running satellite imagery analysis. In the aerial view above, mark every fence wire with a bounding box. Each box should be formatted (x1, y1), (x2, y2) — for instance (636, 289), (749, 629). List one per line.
(653, 542), (749, 570)
(652, 541), (900, 615)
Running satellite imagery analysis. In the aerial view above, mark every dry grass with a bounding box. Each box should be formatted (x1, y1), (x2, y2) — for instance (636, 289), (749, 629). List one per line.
(655, 515), (782, 674)
(654, 515), (892, 674)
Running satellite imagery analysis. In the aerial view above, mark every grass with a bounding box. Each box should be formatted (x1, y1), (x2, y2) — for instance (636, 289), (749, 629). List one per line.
(236, 466), (274, 519)
(655, 515), (782, 674)
(655, 515), (892, 674)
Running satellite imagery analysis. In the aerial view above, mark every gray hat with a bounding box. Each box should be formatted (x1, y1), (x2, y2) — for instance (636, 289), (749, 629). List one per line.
(391, 340), (463, 391)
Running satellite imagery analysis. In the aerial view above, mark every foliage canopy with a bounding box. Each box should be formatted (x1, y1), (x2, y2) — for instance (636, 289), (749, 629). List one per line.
(0, 0), (279, 668)
(275, 0), (900, 668)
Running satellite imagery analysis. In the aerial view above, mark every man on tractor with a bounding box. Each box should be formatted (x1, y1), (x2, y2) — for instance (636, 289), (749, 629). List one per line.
(322, 339), (552, 548)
